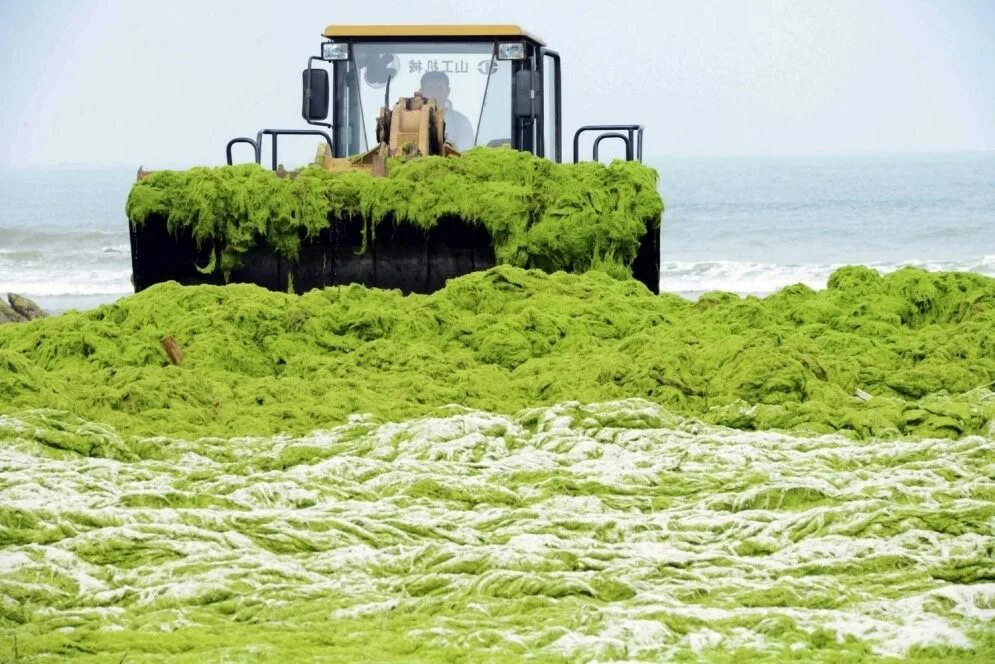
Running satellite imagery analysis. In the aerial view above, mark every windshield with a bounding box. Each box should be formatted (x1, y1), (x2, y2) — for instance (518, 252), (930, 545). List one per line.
(341, 42), (512, 154)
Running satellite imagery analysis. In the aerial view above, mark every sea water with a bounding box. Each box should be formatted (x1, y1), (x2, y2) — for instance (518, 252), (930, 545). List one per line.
(658, 151), (995, 296)
(0, 168), (134, 312)
(0, 152), (992, 311)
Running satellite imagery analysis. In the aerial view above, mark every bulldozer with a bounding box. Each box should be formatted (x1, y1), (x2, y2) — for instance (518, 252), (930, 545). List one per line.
(128, 24), (660, 294)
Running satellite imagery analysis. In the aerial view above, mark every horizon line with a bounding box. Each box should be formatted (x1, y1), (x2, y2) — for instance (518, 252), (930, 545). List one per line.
(2, 147), (994, 171)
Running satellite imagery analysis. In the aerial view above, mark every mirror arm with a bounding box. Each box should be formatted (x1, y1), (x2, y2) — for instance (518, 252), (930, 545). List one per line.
(304, 56), (332, 128)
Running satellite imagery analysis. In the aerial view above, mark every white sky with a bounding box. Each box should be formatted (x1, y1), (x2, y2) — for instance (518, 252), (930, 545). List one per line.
(1, 0), (992, 168)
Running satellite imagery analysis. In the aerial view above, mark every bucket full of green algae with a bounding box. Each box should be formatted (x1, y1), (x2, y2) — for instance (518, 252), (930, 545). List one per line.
(2, 158), (994, 660)
(124, 148), (663, 295)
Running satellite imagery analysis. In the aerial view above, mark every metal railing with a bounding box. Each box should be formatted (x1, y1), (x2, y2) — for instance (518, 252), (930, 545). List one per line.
(225, 137), (258, 166)
(572, 124), (644, 163)
(225, 129), (334, 169)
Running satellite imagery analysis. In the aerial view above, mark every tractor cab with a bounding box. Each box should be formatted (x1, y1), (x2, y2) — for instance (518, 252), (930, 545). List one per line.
(308, 25), (563, 160)
(230, 25), (644, 169)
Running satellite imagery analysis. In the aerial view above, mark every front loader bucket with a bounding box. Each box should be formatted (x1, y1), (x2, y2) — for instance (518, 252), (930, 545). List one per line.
(128, 214), (225, 290)
(127, 151), (664, 295)
(631, 217), (660, 293)
(129, 215), (660, 295)
(129, 215), (502, 295)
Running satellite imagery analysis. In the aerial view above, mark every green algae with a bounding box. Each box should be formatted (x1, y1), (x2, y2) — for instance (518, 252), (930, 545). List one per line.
(2, 267), (994, 661)
(125, 148), (663, 276)
(1, 265), (994, 443)
(1, 400), (993, 661)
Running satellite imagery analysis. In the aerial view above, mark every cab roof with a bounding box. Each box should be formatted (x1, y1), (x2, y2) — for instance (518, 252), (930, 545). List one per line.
(322, 24), (545, 46)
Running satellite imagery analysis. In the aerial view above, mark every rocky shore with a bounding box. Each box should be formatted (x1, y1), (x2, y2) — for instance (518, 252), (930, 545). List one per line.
(0, 293), (47, 324)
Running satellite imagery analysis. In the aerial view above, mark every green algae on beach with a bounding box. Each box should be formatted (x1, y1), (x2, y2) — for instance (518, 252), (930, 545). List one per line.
(0, 265), (993, 443)
(125, 148), (663, 277)
(2, 267), (995, 661)
(1, 400), (993, 661)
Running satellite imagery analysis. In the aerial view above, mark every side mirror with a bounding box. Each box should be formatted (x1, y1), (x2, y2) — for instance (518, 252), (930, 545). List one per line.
(302, 68), (329, 122)
(514, 69), (537, 119)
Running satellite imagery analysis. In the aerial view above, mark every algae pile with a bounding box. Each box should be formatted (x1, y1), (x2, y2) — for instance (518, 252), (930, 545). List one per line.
(2, 267), (995, 661)
(1, 401), (993, 661)
(1, 265), (994, 443)
(125, 149), (663, 277)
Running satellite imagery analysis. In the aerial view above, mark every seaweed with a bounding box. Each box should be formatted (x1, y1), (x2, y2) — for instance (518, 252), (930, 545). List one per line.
(125, 148), (663, 277)
(1, 265), (993, 441)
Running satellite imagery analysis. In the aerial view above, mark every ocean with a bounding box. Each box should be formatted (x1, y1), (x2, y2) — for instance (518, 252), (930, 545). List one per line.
(0, 152), (992, 311)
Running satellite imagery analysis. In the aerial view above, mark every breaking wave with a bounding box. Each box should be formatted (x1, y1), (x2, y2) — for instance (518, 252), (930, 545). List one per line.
(661, 255), (995, 295)
(5, 253), (995, 305)
(0, 271), (132, 297)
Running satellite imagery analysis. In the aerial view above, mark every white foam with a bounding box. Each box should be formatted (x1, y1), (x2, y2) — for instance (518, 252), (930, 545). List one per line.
(0, 271), (132, 297)
(660, 255), (995, 295)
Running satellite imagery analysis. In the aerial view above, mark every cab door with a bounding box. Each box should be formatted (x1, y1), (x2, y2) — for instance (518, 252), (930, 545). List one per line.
(541, 50), (562, 162)
(511, 49), (561, 162)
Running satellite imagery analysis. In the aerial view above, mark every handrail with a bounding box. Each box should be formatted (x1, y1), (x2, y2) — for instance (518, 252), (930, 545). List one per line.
(573, 124), (644, 163)
(253, 128), (334, 171)
(592, 132), (629, 162)
(226, 137), (259, 166)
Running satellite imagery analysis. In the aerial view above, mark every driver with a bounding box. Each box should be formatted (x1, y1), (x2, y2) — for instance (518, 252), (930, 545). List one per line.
(419, 71), (475, 151)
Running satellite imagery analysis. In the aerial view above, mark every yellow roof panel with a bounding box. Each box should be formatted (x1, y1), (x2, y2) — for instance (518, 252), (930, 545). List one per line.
(323, 24), (544, 45)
